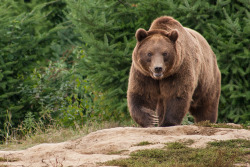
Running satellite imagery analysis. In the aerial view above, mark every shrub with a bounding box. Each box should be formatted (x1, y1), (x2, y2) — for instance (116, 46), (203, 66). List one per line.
(19, 51), (94, 128)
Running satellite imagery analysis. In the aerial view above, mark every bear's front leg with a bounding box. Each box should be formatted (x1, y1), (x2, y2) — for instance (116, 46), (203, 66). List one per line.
(156, 97), (164, 126)
(127, 93), (159, 127)
(160, 96), (191, 127)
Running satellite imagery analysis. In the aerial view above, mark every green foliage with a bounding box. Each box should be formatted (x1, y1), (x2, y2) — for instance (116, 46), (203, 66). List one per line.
(0, 0), (77, 134)
(66, 0), (250, 123)
(19, 51), (94, 128)
(0, 0), (45, 128)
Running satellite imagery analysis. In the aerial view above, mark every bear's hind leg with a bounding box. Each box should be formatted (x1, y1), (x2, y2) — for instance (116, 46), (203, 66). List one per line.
(160, 97), (190, 127)
(189, 98), (219, 123)
(190, 85), (220, 123)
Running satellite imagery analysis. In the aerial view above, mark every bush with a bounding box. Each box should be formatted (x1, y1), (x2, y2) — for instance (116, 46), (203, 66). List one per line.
(19, 50), (94, 128)
(66, 0), (249, 124)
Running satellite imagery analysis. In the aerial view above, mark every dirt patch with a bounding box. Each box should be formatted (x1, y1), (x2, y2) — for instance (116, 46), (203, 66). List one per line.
(184, 126), (220, 136)
(0, 125), (249, 167)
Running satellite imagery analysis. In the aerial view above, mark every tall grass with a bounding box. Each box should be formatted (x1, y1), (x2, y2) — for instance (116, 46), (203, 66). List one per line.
(0, 117), (136, 151)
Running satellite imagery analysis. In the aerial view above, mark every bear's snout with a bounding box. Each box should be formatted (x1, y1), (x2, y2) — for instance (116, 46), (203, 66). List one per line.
(154, 67), (163, 73)
(150, 55), (165, 79)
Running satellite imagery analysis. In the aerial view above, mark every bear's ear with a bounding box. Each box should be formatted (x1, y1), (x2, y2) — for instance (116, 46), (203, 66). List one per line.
(167, 29), (178, 43)
(136, 28), (148, 42)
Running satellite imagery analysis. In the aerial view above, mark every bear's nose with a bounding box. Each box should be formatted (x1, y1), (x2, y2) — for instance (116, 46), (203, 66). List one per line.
(154, 67), (162, 73)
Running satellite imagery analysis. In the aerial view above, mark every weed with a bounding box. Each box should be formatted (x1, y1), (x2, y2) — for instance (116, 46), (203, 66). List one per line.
(3, 110), (12, 145)
(0, 157), (7, 162)
(0, 156), (19, 162)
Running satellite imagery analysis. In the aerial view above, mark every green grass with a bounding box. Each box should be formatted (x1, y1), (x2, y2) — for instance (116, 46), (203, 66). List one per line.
(103, 139), (250, 167)
(182, 139), (195, 145)
(134, 141), (153, 146)
(107, 150), (129, 155)
(165, 142), (187, 149)
(208, 139), (250, 149)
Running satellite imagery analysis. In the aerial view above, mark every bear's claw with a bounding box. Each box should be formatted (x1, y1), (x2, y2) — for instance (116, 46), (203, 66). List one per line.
(151, 114), (159, 127)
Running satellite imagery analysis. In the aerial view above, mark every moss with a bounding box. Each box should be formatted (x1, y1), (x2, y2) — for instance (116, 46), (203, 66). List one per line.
(103, 139), (250, 167)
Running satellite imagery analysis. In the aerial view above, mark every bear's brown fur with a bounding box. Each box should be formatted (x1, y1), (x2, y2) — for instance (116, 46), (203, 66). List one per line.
(127, 16), (221, 127)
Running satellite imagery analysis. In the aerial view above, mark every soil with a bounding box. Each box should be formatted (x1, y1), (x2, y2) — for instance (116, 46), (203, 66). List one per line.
(0, 125), (249, 167)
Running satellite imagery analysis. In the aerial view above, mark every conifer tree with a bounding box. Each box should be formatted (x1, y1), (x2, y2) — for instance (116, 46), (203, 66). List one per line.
(0, 0), (75, 131)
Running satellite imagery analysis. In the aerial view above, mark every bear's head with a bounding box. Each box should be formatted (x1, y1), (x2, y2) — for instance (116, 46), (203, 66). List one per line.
(133, 28), (182, 80)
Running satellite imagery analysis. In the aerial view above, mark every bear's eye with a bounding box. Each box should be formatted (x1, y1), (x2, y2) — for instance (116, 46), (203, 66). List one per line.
(163, 52), (168, 57)
(147, 53), (152, 57)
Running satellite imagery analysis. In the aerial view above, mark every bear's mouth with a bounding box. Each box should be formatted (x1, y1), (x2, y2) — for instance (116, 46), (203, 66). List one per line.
(153, 72), (163, 79)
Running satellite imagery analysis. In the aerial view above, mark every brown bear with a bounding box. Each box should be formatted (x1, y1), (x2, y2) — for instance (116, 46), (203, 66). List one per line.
(127, 16), (221, 127)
